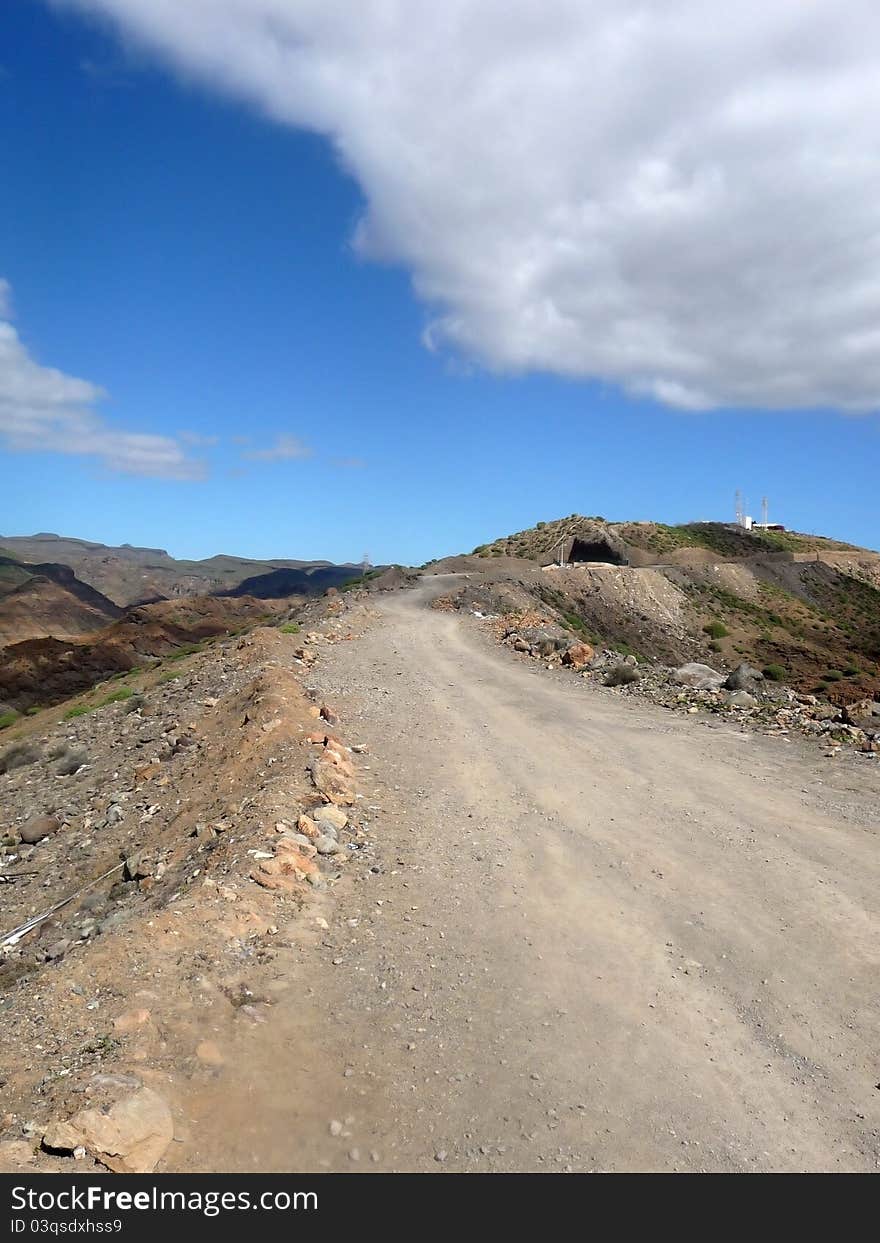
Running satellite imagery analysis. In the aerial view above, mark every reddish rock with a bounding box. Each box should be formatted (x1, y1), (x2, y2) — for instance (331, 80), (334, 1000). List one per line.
(563, 642), (595, 669)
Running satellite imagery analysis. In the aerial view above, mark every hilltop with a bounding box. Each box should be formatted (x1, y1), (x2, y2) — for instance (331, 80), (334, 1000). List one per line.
(433, 515), (880, 704)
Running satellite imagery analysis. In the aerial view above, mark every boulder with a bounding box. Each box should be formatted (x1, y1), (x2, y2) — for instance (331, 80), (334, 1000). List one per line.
(672, 663), (725, 691)
(520, 627), (569, 657)
(842, 698), (879, 727)
(726, 690), (758, 709)
(311, 804), (348, 831)
(724, 663), (764, 692)
(19, 815), (61, 845)
(43, 1088), (173, 1174)
(562, 641), (595, 669)
(604, 664), (640, 687)
(309, 756), (355, 805)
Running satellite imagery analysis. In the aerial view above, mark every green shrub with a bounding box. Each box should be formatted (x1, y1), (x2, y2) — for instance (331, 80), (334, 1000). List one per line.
(100, 687), (134, 705)
(702, 621), (729, 639)
(159, 670), (180, 684)
(823, 670), (843, 682)
(762, 664), (786, 682)
(0, 710), (19, 730)
(279, 623), (301, 635)
(25, 705), (41, 715)
(63, 704), (94, 720)
(168, 643), (203, 661)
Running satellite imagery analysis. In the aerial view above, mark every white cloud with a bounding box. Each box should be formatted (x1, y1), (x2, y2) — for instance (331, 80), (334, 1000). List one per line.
(0, 285), (203, 478)
(243, 434), (312, 461)
(59, 0), (880, 412)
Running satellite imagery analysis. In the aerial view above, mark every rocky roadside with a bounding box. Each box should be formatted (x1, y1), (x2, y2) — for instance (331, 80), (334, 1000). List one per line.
(0, 594), (381, 1174)
(480, 608), (880, 760)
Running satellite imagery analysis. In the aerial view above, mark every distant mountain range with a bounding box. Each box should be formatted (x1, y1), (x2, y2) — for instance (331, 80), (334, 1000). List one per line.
(0, 533), (362, 608)
(0, 533), (365, 650)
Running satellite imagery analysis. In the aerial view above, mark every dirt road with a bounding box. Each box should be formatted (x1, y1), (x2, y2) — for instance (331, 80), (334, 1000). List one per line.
(181, 578), (880, 1172)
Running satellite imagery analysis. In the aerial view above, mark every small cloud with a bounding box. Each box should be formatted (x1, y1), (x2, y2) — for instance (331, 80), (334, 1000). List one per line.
(243, 434), (313, 462)
(332, 456), (367, 469)
(0, 278), (204, 481)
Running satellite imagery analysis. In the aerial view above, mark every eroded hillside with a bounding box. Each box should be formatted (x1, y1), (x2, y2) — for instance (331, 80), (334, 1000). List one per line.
(438, 516), (880, 703)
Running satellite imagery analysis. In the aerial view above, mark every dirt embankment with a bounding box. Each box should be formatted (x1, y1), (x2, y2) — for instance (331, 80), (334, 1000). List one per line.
(0, 597), (379, 1174)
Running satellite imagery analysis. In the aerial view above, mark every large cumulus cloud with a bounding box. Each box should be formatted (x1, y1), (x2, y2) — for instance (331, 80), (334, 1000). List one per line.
(62, 0), (880, 410)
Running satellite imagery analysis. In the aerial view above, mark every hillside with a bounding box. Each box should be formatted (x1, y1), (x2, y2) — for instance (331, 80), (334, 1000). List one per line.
(0, 595), (285, 718)
(0, 556), (123, 648)
(439, 516), (880, 703)
(0, 533), (362, 606)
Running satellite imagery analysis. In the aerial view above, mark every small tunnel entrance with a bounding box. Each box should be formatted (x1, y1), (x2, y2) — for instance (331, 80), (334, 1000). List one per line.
(568, 537), (627, 566)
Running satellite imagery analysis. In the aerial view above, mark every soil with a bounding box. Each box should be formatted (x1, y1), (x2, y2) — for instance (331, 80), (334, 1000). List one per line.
(2, 577), (878, 1173)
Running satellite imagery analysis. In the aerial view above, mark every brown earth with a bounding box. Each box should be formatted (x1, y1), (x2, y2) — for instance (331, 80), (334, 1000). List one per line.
(0, 595), (287, 714)
(2, 577), (879, 1174)
(0, 600), (374, 1174)
(0, 559), (122, 648)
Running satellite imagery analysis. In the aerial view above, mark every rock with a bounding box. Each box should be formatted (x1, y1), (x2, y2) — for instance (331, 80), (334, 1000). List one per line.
(724, 663), (764, 692)
(309, 756), (355, 805)
(312, 804), (348, 831)
(842, 698), (877, 726)
(672, 663), (725, 691)
(43, 1088), (173, 1174)
(519, 626), (569, 657)
(562, 641), (595, 669)
(604, 664), (640, 687)
(124, 852), (155, 882)
(252, 841), (320, 891)
(285, 833), (318, 853)
(0, 1140), (36, 1168)
(44, 939), (72, 962)
(322, 744), (355, 777)
(513, 638), (530, 653)
(320, 705), (339, 726)
(314, 835), (342, 855)
(726, 690), (758, 708)
(19, 815), (61, 844)
(113, 1008), (152, 1034)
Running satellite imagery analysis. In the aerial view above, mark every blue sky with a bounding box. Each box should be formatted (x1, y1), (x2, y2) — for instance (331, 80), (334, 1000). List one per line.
(1, 1), (879, 565)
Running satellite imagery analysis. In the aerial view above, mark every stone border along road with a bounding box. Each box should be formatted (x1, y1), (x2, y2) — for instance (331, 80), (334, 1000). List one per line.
(174, 575), (880, 1172)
